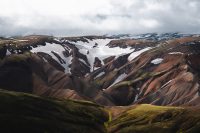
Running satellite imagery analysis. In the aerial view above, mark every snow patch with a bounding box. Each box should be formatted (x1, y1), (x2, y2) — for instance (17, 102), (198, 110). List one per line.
(16, 40), (28, 42)
(134, 94), (139, 102)
(168, 52), (184, 55)
(151, 58), (163, 65)
(94, 67), (100, 71)
(6, 49), (11, 55)
(79, 59), (88, 65)
(128, 47), (152, 61)
(95, 72), (105, 79)
(31, 42), (72, 73)
(42, 57), (48, 62)
(54, 38), (61, 43)
(189, 92), (199, 102)
(160, 80), (172, 89)
(110, 73), (127, 87)
(70, 39), (133, 71)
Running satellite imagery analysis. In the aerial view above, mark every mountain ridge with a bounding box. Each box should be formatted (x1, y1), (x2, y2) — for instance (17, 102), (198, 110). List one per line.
(1, 32), (200, 132)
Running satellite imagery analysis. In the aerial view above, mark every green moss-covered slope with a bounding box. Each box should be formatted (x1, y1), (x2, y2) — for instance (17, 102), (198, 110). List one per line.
(0, 89), (108, 133)
(107, 104), (200, 133)
(1, 89), (200, 133)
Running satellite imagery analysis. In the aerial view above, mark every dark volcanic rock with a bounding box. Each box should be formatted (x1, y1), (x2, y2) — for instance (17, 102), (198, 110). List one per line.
(37, 52), (65, 72)
(51, 51), (66, 64)
(70, 57), (90, 77)
(93, 43), (98, 48)
(103, 56), (115, 64)
(69, 47), (90, 76)
(94, 57), (102, 68)
(0, 46), (7, 59)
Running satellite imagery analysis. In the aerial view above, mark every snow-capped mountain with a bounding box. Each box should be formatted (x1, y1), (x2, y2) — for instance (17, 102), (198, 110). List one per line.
(0, 33), (200, 107)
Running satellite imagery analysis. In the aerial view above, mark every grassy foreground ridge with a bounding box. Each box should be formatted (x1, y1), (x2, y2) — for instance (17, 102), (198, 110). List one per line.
(0, 89), (200, 133)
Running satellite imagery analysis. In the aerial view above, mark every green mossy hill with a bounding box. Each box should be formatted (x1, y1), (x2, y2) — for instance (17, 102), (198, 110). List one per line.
(1, 90), (200, 133)
(0, 89), (108, 133)
(107, 104), (200, 133)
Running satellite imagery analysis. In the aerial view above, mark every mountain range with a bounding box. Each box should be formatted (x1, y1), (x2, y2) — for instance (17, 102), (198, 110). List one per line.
(1, 33), (200, 132)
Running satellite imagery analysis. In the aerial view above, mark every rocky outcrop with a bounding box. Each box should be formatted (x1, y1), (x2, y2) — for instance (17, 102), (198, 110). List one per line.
(94, 57), (102, 68)
(103, 56), (115, 64)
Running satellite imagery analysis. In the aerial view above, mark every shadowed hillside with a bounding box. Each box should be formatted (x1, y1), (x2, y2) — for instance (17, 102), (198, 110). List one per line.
(0, 89), (108, 133)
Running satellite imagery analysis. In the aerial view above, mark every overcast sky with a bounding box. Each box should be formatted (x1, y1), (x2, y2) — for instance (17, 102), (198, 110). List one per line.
(0, 0), (200, 36)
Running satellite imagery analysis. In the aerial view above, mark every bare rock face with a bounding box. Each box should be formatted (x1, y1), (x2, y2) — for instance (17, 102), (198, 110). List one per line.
(69, 57), (90, 77)
(94, 57), (102, 68)
(103, 56), (115, 64)
(37, 52), (65, 72)
(69, 46), (90, 76)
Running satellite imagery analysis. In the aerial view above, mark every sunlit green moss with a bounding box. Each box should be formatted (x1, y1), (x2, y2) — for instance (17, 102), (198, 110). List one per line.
(108, 104), (200, 133)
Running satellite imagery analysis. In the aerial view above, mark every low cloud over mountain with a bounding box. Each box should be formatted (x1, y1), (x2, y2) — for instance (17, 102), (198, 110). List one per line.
(0, 0), (200, 36)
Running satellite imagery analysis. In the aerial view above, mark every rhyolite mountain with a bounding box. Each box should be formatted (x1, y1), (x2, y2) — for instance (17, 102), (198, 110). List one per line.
(1, 33), (200, 133)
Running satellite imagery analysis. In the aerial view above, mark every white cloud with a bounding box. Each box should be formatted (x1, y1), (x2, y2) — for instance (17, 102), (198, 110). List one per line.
(139, 19), (160, 28)
(0, 0), (200, 36)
